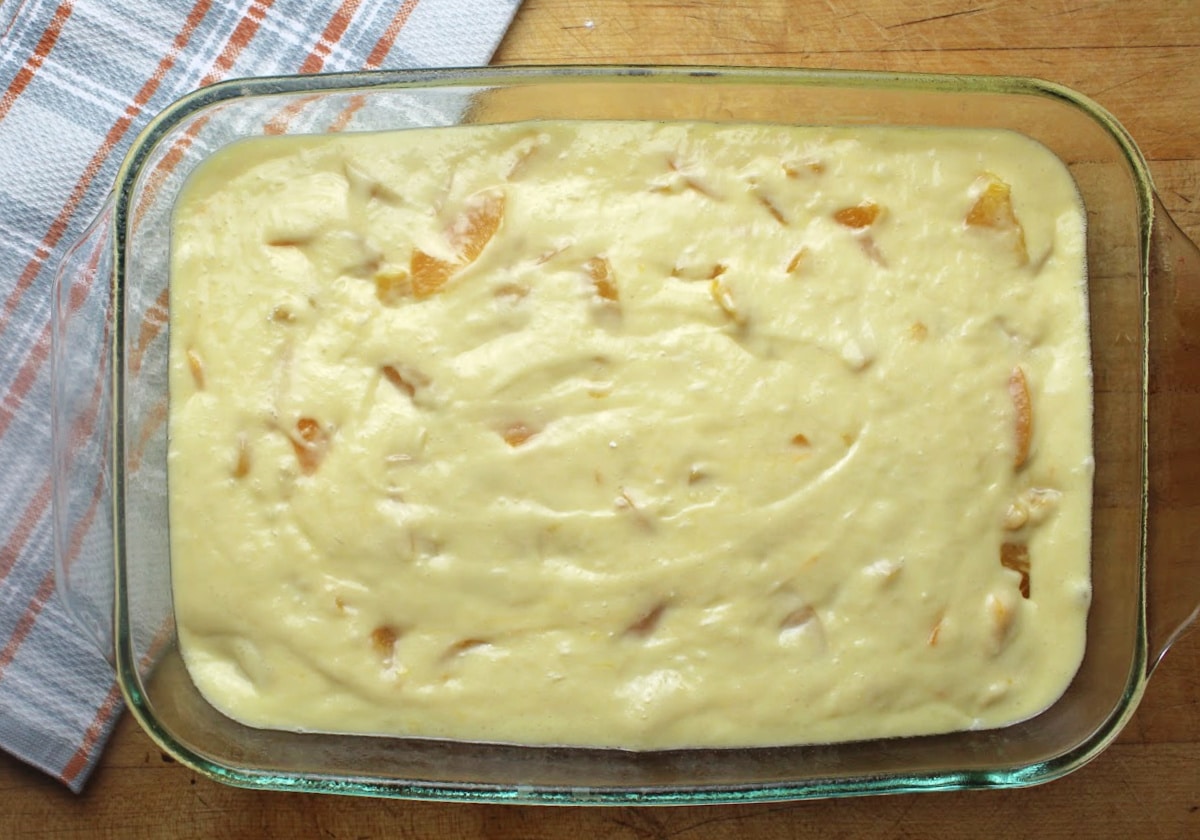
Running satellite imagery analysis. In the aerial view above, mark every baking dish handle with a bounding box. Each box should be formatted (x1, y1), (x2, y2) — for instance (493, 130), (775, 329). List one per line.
(50, 199), (117, 664)
(1146, 198), (1200, 675)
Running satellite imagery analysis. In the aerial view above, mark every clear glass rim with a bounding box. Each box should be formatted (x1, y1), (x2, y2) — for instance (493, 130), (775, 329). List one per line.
(109, 64), (1155, 804)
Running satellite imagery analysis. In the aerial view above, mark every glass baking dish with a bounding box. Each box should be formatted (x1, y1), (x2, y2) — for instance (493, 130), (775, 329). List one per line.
(50, 65), (1200, 803)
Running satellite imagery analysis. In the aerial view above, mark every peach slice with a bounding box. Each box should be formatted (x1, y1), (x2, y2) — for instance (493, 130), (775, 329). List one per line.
(710, 278), (743, 323)
(585, 256), (619, 301)
(232, 434), (251, 479)
(1001, 542), (1031, 599)
(927, 614), (945, 647)
(266, 235), (312, 248)
(653, 156), (719, 199)
(442, 638), (489, 659)
(858, 235), (887, 267)
(780, 605), (817, 630)
(501, 422), (537, 447)
(505, 136), (543, 180)
(986, 590), (1018, 652)
(452, 190), (505, 264)
(380, 190), (508, 304)
(757, 193), (788, 225)
(381, 365), (427, 400)
(783, 160), (826, 178)
(671, 261), (727, 281)
(290, 417), (330, 475)
(494, 282), (529, 301)
(833, 201), (880, 229)
(786, 247), (809, 274)
(625, 601), (668, 637)
(410, 250), (457, 299)
(370, 625), (399, 655)
(1009, 366), (1032, 469)
(1003, 504), (1028, 531)
(966, 175), (1029, 264)
(374, 270), (411, 306)
(186, 348), (205, 390)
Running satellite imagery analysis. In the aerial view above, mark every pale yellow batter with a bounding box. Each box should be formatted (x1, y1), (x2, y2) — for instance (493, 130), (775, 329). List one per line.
(168, 121), (1093, 748)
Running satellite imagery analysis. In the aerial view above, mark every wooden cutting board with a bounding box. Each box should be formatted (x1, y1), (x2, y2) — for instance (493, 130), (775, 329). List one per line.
(4, 2), (1197, 836)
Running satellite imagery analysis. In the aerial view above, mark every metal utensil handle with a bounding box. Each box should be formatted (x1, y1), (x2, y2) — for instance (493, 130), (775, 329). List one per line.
(51, 200), (117, 663)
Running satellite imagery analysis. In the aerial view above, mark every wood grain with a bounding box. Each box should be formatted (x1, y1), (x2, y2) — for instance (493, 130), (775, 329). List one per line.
(4, 1), (1198, 836)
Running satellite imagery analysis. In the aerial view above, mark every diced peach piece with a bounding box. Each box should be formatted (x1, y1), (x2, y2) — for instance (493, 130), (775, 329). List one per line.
(656, 158), (718, 198)
(757, 193), (787, 225)
(506, 136), (543, 180)
(780, 605), (816, 630)
(786, 247), (809, 274)
(585, 256), (619, 301)
(452, 190), (505, 264)
(625, 601), (667, 637)
(670, 262), (726, 281)
(858, 235), (887, 267)
(266, 235), (311, 248)
(1001, 542), (1031, 599)
(410, 249), (456, 299)
(506, 153), (535, 181)
(375, 269), (411, 305)
(1003, 502), (1029, 531)
(986, 591), (1017, 652)
(291, 417), (330, 475)
(710, 279), (743, 323)
(966, 175), (1029, 264)
(232, 434), (251, 479)
(501, 422), (537, 447)
(401, 190), (508, 300)
(186, 348), (205, 390)
(535, 244), (568, 265)
(778, 602), (827, 649)
(370, 625), (399, 656)
(833, 201), (880, 229)
(381, 365), (427, 399)
(614, 487), (656, 529)
(966, 178), (1014, 227)
(927, 615), (944, 647)
(351, 251), (382, 279)
(684, 177), (717, 198)
(1021, 487), (1061, 524)
(1009, 366), (1032, 469)
(494, 282), (529, 300)
(368, 182), (403, 206)
(784, 160), (826, 178)
(381, 366), (414, 397)
(443, 638), (489, 659)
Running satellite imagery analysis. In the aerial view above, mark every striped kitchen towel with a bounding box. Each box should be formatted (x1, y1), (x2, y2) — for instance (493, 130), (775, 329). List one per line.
(0, 0), (523, 792)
